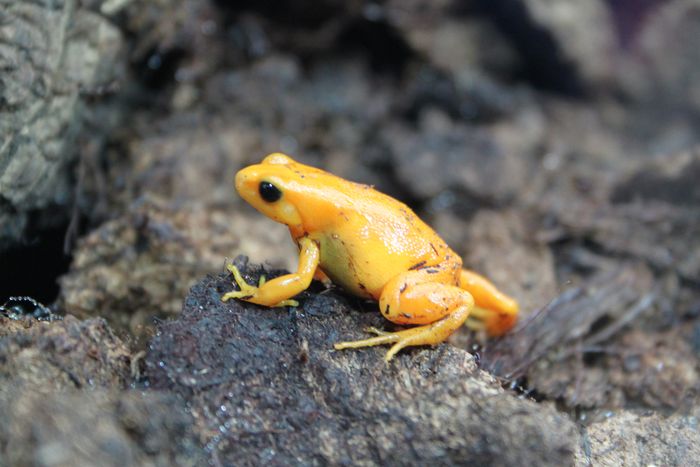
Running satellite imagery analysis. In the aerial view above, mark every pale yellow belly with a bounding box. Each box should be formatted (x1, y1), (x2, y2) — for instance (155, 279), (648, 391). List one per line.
(314, 233), (399, 299)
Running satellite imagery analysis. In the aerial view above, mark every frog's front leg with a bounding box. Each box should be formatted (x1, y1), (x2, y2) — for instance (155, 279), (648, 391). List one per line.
(222, 237), (320, 307)
(334, 269), (474, 361)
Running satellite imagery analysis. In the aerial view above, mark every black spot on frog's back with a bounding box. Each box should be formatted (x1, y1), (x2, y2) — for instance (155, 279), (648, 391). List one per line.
(409, 260), (427, 271)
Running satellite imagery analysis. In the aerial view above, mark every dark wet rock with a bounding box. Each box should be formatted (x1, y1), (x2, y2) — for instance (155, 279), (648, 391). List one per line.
(146, 264), (578, 465)
(0, 315), (132, 393)
(0, 0), (125, 250)
(576, 408), (700, 466)
(0, 389), (203, 467)
(0, 296), (57, 321)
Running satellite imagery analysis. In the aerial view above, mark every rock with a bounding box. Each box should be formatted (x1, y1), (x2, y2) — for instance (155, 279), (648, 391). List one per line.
(0, 390), (203, 467)
(146, 265), (578, 465)
(556, 186), (700, 284)
(0, 0), (124, 250)
(517, 0), (617, 86)
(607, 329), (699, 409)
(0, 301), (202, 465)
(59, 199), (295, 343)
(0, 315), (132, 393)
(618, 0), (700, 114)
(577, 408), (700, 466)
(461, 209), (557, 315)
(611, 148), (700, 207)
(478, 264), (657, 408)
(385, 0), (519, 80)
(384, 110), (527, 204)
(111, 53), (394, 206)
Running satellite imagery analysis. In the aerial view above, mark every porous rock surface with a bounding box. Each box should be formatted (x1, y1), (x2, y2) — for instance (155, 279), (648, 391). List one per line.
(576, 409), (700, 466)
(0, 313), (203, 466)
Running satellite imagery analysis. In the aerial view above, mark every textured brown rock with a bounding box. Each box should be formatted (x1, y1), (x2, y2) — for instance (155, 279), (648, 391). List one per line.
(555, 150), (700, 283)
(59, 199), (295, 343)
(519, 0), (617, 85)
(576, 408), (700, 466)
(0, 390), (203, 467)
(478, 264), (659, 408)
(462, 209), (557, 315)
(0, 315), (132, 393)
(385, 111), (527, 204)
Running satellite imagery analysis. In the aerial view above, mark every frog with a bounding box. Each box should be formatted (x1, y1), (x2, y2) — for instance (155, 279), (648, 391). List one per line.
(223, 153), (519, 361)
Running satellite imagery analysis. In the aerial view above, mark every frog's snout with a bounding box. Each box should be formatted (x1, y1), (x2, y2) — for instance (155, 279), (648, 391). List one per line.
(234, 168), (257, 204)
(234, 169), (247, 194)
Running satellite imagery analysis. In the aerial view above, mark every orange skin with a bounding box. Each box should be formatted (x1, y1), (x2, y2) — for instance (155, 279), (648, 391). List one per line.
(223, 153), (518, 361)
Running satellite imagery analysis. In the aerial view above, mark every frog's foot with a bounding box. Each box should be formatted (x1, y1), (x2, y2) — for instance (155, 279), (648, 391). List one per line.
(458, 269), (518, 336)
(222, 264), (258, 301)
(363, 326), (393, 336)
(335, 305), (470, 362)
(464, 306), (488, 331)
(464, 305), (516, 336)
(335, 325), (442, 362)
(222, 264), (298, 307)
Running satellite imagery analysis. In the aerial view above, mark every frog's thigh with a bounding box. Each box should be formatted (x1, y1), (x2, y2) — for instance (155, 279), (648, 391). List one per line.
(336, 273), (475, 360)
(379, 271), (471, 325)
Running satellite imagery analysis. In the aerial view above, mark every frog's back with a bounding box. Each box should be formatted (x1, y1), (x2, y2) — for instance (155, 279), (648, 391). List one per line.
(305, 178), (458, 298)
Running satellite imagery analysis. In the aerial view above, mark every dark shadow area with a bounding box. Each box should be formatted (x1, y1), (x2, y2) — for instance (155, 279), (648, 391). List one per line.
(0, 224), (72, 305)
(471, 0), (586, 95)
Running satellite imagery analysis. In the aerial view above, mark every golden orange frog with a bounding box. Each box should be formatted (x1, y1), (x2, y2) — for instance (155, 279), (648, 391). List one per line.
(223, 153), (518, 361)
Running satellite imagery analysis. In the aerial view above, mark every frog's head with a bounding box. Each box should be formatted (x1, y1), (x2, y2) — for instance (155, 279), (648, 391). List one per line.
(234, 153), (310, 228)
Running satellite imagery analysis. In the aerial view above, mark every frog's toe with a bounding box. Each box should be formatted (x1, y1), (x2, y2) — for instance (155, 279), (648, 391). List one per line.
(364, 326), (392, 336)
(385, 339), (417, 362)
(223, 263), (259, 301)
(334, 330), (420, 362)
(465, 305), (517, 336)
(334, 332), (400, 351)
(221, 290), (253, 302)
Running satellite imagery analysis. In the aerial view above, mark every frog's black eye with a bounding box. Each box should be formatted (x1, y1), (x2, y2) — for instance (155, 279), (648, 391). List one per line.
(259, 181), (282, 202)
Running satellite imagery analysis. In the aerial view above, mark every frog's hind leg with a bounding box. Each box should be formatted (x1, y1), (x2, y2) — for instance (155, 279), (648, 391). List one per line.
(458, 269), (518, 336)
(334, 271), (474, 362)
(335, 303), (472, 362)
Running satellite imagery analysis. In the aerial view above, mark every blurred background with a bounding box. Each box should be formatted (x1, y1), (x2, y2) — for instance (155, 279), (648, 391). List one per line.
(2, 0), (700, 462)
